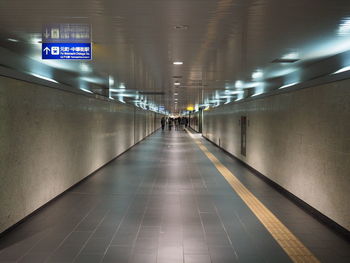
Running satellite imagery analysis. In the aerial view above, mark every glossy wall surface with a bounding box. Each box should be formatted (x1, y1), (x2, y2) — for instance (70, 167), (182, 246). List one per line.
(203, 78), (350, 231)
(189, 111), (200, 133)
(0, 76), (160, 233)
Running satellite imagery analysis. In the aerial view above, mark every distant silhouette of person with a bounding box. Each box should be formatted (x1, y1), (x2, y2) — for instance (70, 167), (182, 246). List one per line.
(184, 117), (189, 128)
(161, 117), (166, 131)
(168, 118), (173, 130)
(175, 117), (179, 131)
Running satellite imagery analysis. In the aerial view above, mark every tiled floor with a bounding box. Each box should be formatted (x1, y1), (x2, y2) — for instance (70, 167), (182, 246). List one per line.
(0, 130), (349, 263)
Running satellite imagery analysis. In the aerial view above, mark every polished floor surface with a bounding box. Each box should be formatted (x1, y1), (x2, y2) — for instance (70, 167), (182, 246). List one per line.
(0, 130), (349, 263)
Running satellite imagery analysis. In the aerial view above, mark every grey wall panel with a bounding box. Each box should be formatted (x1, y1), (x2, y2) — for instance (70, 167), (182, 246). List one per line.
(0, 76), (159, 233)
(190, 112), (200, 132)
(203, 79), (350, 231)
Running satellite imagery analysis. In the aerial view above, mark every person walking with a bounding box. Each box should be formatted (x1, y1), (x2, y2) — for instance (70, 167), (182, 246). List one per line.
(161, 117), (166, 131)
(168, 118), (173, 130)
(175, 117), (179, 131)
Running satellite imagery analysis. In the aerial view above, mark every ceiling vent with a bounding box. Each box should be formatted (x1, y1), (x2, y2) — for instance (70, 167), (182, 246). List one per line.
(173, 25), (189, 30)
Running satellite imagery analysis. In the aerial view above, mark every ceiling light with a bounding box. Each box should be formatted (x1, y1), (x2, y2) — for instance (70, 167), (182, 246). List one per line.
(31, 37), (42, 44)
(235, 80), (243, 88)
(80, 88), (93, 94)
(110, 89), (125, 93)
(338, 18), (350, 35)
(272, 52), (300, 63)
(173, 61), (183, 65)
(30, 73), (58, 83)
(7, 38), (19, 42)
(279, 82), (298, 89)
(252, 70), (263, 79)
(80, 63), (90, 72)
(109, 76), (114, 86)
(174, 93), (178, 95)
(252, 92), (264, 97)
(174, 82), (181, 86)
(333, 66), (350, 74)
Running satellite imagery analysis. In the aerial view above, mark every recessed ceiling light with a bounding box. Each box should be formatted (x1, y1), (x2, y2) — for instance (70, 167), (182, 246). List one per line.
(279, 82), (298, 89)
(7, 38), (19, 42)
(31, 37), (42, 44)
(252, 70), (263, 79)
(173, 61), (183, 65)
(174, 93), (178, 95)
(235, 80), (243, 88)
(80, 63), (90, 72)
(333, 66), (350, 74)
(30, 73), (58, 83)
(174, 82), (181, 86)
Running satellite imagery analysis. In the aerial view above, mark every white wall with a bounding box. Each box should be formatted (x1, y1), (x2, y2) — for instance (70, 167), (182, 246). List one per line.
(203, 78), (350, 231)
(0, 76), (160, 233)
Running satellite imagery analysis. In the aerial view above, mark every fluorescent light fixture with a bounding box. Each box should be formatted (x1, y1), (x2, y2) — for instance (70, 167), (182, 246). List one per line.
(174, 98), (178, 101)
(31, 73), (58, 83)
(279, 82), (298, 89)
(333, 66), (350, 74)
(173, 61), (183, 65)
(31, 37), (42, 44)
(109, 76), (114, 86)
(110, 89), (125, 93)
(235, 98), (243, 101)
(7, 38), (19, 42)
(118, 95), (125, 103)
(338, 18), (350, 35)
(80, 88), (93, 94)
(252, 70), (263, 79)
(252, 92), (264, 97)
(80, 63), (90, 72)
(224, 90), (244, 95)
(174, 93), (178, 95)
(235, 80), (243, 88)
(119, 83), (126, 89)
(174, 82), (181, 86)
(282, 52), (299, 60)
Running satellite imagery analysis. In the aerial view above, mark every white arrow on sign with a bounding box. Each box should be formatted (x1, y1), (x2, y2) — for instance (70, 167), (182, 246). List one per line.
(43, 47), (50, 55)
(44, 29), (50, 39)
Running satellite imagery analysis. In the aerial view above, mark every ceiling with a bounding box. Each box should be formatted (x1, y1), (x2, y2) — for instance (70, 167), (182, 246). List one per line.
(1, 0), (350, 113)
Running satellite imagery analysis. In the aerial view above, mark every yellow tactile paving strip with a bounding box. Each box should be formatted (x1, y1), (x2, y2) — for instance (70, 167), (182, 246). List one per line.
(188, 132), (320, 263)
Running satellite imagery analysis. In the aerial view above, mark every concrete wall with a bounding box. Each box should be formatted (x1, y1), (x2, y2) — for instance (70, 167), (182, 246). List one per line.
(203, 78), (350, 231)
(0, 75), (160, 233)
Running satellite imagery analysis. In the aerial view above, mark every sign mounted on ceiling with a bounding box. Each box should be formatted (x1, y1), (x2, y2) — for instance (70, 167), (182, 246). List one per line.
(42, 23), (92, 60)
(42, 43), (91, 60)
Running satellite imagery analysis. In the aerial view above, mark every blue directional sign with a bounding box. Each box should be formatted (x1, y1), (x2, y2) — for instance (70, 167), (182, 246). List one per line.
(42, 43), (91, 60)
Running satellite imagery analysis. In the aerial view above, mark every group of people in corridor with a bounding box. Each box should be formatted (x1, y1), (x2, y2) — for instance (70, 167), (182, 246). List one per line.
(161, 117), (189, 131)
